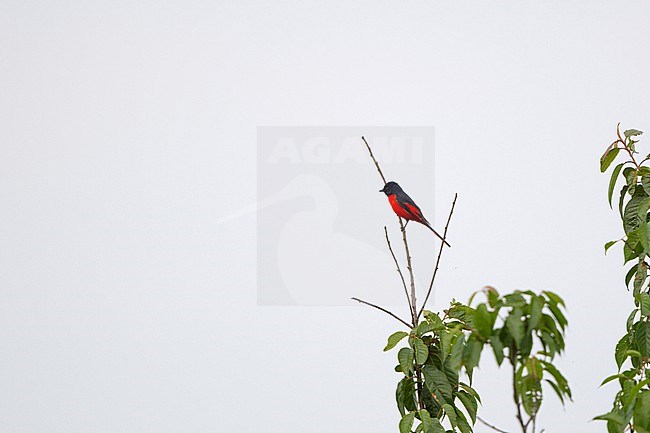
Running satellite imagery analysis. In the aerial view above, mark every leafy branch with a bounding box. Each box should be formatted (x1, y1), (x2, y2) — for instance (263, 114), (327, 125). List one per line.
(598, 124), (650, 433)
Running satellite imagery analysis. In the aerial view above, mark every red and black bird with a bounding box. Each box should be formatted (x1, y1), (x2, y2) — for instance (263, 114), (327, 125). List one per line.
(380, 181), (451, 247)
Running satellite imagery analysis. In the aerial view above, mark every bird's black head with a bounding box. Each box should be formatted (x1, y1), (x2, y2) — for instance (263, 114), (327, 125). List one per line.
(380, 181), (402, 196)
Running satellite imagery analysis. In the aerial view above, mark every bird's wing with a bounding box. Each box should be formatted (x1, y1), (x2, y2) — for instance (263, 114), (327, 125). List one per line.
(397, 193), (428, 223)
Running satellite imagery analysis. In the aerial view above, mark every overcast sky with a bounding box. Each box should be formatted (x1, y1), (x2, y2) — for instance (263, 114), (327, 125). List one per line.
(2, 1), (650, 432)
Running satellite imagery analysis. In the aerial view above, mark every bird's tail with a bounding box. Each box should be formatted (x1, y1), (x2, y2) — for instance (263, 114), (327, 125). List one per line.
(424, 221), (451, 248)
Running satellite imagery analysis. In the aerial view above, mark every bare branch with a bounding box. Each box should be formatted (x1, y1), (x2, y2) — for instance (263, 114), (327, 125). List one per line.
(384, 226), (414, 319)
(477, 416), (511, 433)
(361, 136), (417, 325)
(361, 136), (387, 184)
(399, 220), (417, 324)
(351, 297), (411, 328)
(417, 193), (458, 320)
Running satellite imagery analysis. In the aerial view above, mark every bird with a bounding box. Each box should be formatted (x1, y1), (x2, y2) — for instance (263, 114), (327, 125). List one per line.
(379, 181), (451, 247)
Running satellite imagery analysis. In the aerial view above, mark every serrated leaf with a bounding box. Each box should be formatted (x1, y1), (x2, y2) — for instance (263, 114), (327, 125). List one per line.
(385, 331), (409, 351)
(413, 338), (429, 365)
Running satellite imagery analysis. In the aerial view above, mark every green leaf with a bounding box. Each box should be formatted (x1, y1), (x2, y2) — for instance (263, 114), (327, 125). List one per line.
(490, 332), (505, 366)
(643, 173), (650, 197)
(422, 365), (453, 403)
(473, 303), (494, 338)
(454, 405), (473, 433)
(605, 240), (619, 254)
(419, 409), (434, 433)
(624, 129), (644, 138)
(539, 360), (571, 400)
(528, 295), (543, 331)
(413, 338), (429, 365)
(600, 374), (629, 387)
(542, 290), (566, 307)
(459, 382), (482, 403)
(424, 311), (444, 329)
(545, 379), (565, 405)
(620, 185), (630, 218)
(397, 378), (417, 414)
(447, 333), (465, 371)
(609, 162), (626, 206)
(634, 259), (648, 294)
(624, 189), (649, 234)
(601, 147), (620, 172)
(520, 374), (543, 416)
(486, 287), (500, 308)
(594, 410), (626, 425)
(505, 308), (525, 348)
(398, 347), (414, 375)
(547, 303), (568, 332)
(638, 292), (650, 316)
(625, 167), (638, 196)
(627, 309), (639, 332)
(635, 321), (650, 357)
(399, 412), (415, 433)
(429, 418), (445, 433)
(416, 322), (436, 337)
(626, 264), (639, 288)
(455, 390), (478, 424)
(462, 334), (484, 377)
(442, 404), (457, 428)
(385, 331), (409, 351)
(634, 390), (650, 433)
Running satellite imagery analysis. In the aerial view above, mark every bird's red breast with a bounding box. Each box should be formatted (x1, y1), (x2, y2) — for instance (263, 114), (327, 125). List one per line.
(388, 194), (424, 223)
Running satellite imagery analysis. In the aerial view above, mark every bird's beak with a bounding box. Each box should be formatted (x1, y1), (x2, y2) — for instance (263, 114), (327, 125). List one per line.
(379, 189), (384, 193)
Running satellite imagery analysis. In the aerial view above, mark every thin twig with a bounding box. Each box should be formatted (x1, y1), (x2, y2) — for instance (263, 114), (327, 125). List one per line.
(400, 220), (417, 324)
(384, 226), (414, 319)
(361, 136), (417, 326)
(615, 122), (641, 170)
(417, 193), (458, 321)
(477, 416), (511, 433)
(351, 297), (411, 328)
(513, 361), (527, 433)
(361, 136), (387, 184)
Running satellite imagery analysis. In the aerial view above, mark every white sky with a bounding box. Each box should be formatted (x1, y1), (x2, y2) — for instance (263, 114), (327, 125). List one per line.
(2, 1), (650, 432)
